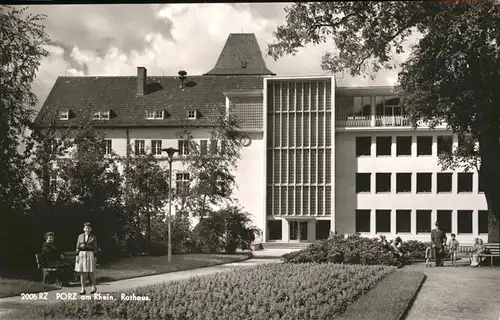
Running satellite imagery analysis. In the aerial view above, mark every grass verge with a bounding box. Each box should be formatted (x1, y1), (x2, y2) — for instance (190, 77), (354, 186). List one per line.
(12, 263), (395, 320)
(0, 253), (250, 299)
(0, 278), (58, 299)
(335, 270), (426, 320)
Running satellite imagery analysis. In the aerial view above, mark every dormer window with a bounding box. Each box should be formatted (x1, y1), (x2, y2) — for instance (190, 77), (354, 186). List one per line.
(101, 111), (110, 120)
(59, 110), (69, 120)
(93, 111), (110, 120)
(154, 110), (164, 119)
(146, 110), (165, 120)
(187, 110), (197, 120)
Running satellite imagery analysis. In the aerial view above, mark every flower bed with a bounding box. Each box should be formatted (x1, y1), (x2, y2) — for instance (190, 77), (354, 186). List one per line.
(282, 234), (409, 266)
(15, 263), (395, 320)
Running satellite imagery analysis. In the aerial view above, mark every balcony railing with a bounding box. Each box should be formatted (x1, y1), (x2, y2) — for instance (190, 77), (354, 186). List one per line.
(336, 115), (410, 128)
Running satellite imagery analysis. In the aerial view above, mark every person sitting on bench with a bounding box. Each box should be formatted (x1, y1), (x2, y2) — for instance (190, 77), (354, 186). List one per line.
(41, 232), (72, 285)
(470, 238), (486, 267)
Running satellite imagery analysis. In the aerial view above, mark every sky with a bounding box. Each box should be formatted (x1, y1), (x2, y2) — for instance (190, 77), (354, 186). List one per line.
(27, 3), (420, 110)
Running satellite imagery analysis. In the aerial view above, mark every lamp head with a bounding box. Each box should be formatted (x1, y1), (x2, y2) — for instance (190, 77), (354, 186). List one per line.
(161, 147), (179, 160)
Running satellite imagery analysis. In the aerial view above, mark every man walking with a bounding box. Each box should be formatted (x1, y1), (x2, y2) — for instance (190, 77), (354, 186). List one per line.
(431, 221), (446, 267)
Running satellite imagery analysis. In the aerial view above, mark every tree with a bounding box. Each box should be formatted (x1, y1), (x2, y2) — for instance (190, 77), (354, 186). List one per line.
(175, 113), (247, 218)
(122, 144), (169, 255)
(268, 1), (500, 242)
(0, 5), (50, 268)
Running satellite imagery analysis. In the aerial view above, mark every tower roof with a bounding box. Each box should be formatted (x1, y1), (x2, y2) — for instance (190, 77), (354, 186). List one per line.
(204, 33), (276, 76)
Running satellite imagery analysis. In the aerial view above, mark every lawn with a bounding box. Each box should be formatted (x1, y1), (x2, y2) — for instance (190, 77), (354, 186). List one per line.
(0, 278), (59, 299)
(13, 263), (396, 320)
(0, 253), (250, 299)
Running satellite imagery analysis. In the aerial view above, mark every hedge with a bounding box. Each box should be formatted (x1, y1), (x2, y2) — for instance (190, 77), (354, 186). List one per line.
(15, 263), (395, 320)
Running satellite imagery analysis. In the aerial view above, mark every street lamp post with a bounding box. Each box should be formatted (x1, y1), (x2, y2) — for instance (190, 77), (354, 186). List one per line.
(162, 147), (179, 264)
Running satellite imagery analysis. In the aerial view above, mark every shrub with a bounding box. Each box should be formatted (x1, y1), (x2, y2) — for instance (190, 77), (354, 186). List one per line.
(282, 234), (409, 266)
(16, 263), (396, 320)
(192, 206), (261, 254)
(149, 214), (194, 255)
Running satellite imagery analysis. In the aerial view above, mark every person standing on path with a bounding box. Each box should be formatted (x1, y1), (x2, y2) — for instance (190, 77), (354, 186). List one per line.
(75, 222), (98, 295)
(431, 221), (446, 267)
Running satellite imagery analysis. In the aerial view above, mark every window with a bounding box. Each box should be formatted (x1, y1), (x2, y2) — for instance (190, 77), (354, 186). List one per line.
(101, 111), (110, 120)
(457, 172), (473, 193)
(154, 110), (164, 119)
(376, 173), (391, 193)
(210, 139), (218, 154)
(437, 136), (453, 155)
(178, 140), (189, 156)
(396, 210), (411, 233)
(93, 111), (100, 120)
(437, 173), (452, 193)
(396, 173), (412, 193)
(50, 138), (61, 154)
(49, 172), (58, 194)
(478, 174), (485, 193)
(59, 110), (69, 120)
(356, 173), (371, 193)
(478, 210), (488, 234)
(268, 220), (282, 240)
(458, 135), (474, 152)
(151, 140), (162, 155)
(376, 136), (392, 156)
(356, 137), (371, 156)
(355, 209), (371, 233)
(145, 110), (155, 120)
(396, 136), (412, 156)
(104, 140), (112, 155)
(200, 140), (208, 155)
(417, 173), (432, 193)
(457, 210), (473, 234)
(416, 210), (432, 233)
(175, 173), (190, 193)
(187, 110), (197, 119)
(376, 210), (391, 233)
(134, 140), (145, 155)
(437, 210), (452, 233)
(353, 97), (372, 116)
(417, 136), (433, 156)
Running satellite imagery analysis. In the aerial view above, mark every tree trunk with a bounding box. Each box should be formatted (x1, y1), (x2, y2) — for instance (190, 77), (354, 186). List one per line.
(479, 136), (500, 244)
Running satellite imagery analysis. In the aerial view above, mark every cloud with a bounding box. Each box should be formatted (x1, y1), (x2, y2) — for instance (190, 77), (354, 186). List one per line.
(30, 3), (420, 110)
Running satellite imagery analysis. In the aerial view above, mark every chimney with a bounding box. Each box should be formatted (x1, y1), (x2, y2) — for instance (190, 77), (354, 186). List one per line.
(137, 67), (147, 95)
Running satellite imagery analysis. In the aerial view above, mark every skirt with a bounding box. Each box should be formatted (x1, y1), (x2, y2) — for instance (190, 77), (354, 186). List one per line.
(75, 251), (96, 273)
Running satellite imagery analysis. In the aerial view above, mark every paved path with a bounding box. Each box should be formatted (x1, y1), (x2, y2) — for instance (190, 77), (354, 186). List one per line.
(403, 260), (500, 320)
(0, 258), (280, 319)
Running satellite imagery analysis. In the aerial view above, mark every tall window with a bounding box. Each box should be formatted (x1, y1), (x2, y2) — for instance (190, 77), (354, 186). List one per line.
(396, 136), (412, 156)
(178, 140), (189, 156)
(134, 140), (145, 155)
(478, 210), (488, 234)
(353, 97), (372, 116)
(200, 140), (208, 155)
(355, 209), (371, 233)
(376, 137), (392, 156)
(175, 173), (190, 194)
(210, 139), (218, 154)
(437, 210), (452, 233)
(457, 210), (473, 234)
(417, 136), (433, 156)
(396, 210), (411, 233)
(478, 174), (485, 193)
(104, 140), (112, 155)
(417, 173), (432, 193)
(376, 173), (391, 193)
(151, 140), (162, 155)
(396, 173), (412, 193)
(416, 210), (432, 233)
(437, 136), (453, 155)
(356, 137), (371, 156)
(457, 173), (473, 193)
(376, 210), (391, 233)
(437, 173), (452, 193)
(356, 173), (371, 193)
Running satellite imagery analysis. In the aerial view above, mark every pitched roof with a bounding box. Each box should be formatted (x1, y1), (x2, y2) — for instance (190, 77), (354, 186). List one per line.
(204, 33), (275, 76)
(34, 75), (265, 128)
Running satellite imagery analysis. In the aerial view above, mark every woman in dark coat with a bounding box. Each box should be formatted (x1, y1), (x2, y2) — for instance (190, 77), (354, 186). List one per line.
(41, 232), (72, 285)
(75, 222), (98, 294)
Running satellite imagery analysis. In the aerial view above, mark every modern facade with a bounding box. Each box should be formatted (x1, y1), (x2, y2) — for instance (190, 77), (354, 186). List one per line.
(35, 33), (488, 245)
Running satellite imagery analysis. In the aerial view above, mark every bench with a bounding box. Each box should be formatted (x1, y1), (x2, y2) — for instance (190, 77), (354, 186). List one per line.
(35, 253), (64, 285)
(479, 243), (500, 267)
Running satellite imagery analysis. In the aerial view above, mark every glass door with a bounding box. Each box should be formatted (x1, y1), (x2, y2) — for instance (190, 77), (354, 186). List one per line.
(289, 221), (299, 241)
(299, 221), (308, 241)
